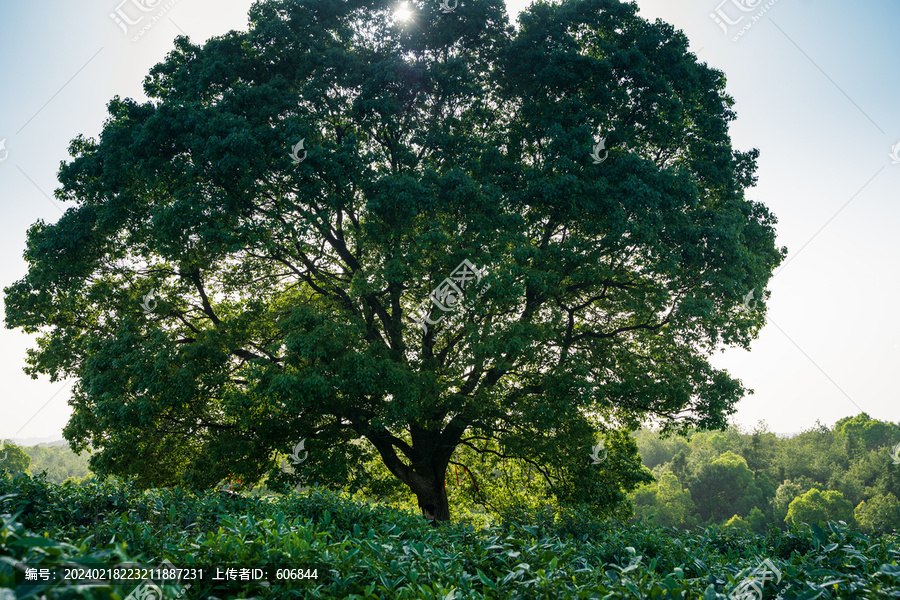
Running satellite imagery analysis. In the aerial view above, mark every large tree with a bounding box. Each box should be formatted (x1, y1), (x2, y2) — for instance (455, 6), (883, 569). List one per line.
(688, 451), (764, 524)
(0, 442), (31, 476)
(785, 489), (855, 527)
(4, 0), (783, 520)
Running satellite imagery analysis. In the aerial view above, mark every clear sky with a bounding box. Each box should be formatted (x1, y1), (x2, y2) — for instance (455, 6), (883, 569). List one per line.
(0, 0), (897, 443)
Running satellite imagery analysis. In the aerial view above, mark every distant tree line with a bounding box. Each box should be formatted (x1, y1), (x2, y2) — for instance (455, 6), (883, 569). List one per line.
(629, 413), (900, 533)
(0, 442), (93, 485)
(5, 413), (897, 535)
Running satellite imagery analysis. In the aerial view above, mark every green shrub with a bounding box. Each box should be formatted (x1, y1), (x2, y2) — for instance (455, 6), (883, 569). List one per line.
(3, 473), (900, 598)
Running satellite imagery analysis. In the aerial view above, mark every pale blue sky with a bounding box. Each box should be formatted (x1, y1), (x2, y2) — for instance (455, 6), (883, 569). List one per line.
(0, 0), (897, 442)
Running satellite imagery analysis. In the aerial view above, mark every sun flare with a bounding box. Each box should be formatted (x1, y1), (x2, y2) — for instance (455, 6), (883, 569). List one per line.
(394, 1), (413, 22)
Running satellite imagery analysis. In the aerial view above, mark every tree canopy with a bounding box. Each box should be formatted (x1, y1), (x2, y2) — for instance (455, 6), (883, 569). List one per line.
(0, 442), (31, 476)
(630, 415), (900, 531)
(785, 489), (855, 527)
(4, 0), (783, 519)
(688, 450), (763, 524)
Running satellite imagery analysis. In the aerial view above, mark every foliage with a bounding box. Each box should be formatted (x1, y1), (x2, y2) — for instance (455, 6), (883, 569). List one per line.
(835, 413), (899, 455)
(448, 428), (651, 522)
(723, 514), (751, 531)
(631, 413), (900, 532)
(20, 443), (93, 484)
(772, 480), (806, 522)
(631, 471), (697, 528)
(746, 507), (767, 534)
(688, 451), (763, 525)
(0, 442), (30, 476)
(4, 0), (784, 520)
(632, 429), (689, 472)
(785, 489), (855, 527)
(4, 473), (900, 599)
(855, 492), (900, 534)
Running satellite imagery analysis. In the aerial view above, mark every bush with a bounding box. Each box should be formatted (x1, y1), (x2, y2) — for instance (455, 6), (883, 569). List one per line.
(3, 473), (900, 598)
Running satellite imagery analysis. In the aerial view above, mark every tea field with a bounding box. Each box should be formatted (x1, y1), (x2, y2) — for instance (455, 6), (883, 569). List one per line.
(2, 472), (900, 599)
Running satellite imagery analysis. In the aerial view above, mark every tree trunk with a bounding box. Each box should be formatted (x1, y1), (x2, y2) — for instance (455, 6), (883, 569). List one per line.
(411, 471), (450, 522)
(364, 424), (463, 522)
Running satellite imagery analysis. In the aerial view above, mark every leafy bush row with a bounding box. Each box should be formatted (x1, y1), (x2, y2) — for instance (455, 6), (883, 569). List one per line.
(2, 473), (900, 598)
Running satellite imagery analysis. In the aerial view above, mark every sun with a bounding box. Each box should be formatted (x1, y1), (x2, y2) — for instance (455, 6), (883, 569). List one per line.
(394, 1), (413, 22)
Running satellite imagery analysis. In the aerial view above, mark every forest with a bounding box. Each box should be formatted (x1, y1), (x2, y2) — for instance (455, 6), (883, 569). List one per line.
(4, 411), (898, 535)
(629, 413), (900, 534)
